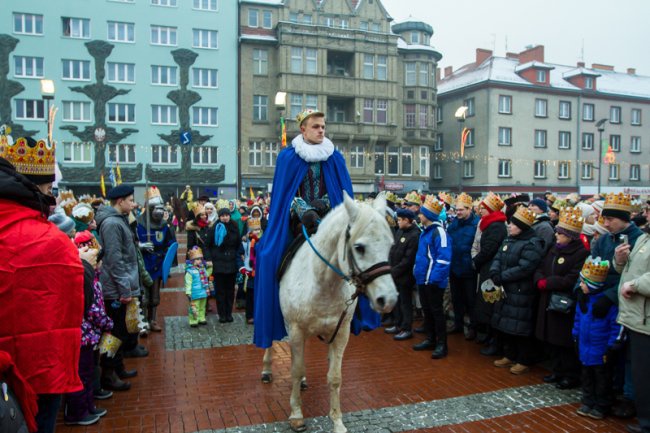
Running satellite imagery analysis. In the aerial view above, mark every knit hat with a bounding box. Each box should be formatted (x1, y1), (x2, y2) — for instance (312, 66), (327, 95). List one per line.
(555, 207), (584, 240)
(511, 206), (536, 231)
(0, 135), (56, 184)
(420, 195), (443, 221)
(48, 209), (75, 237)
(529, 198), (549, 213)
(396, 208), (416, 220)
(217, 207), (231, 217)
(601, 193), (632, 222)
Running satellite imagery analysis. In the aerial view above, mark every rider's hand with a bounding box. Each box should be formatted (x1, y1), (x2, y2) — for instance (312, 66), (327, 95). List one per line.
(301, 210), (319, 236)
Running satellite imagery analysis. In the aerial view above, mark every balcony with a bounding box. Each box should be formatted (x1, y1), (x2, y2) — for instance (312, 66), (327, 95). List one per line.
(327, 50), (354, 77)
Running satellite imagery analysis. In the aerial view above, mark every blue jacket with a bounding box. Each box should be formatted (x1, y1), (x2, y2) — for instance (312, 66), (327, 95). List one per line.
(447, 213), (479, 278)
(572, 290), (621, 366)
(414, 221), (452, 287)
(184, 264), (212, 301)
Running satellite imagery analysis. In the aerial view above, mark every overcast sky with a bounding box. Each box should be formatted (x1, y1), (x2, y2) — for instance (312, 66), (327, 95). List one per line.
(381, 0), (650, 76)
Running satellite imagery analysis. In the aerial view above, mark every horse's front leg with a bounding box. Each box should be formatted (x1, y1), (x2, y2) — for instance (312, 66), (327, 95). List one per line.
(288, 327), (307, 432)
(261, 346), (273, 383)
(328, 325), (351, 433)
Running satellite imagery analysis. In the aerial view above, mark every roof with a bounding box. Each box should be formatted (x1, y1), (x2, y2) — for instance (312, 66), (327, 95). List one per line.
(396, 38), (442, 60)
(514, 60), (555, 72)
(439, 56), (650, 100)
(240, 0), (283, 5)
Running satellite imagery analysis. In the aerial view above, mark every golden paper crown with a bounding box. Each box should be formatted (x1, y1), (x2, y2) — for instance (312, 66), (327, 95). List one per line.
(0, 136), (56, 179)
(384, 192), (398, 204)
(404, 191), (422, 206)
(59, 190), (75, 202)
(422, 195), (443, 215)
(580, 256), (609, 283)
(61, 198), (78, 217)
(145, 186), (163, 203)
(551, 198), (567, 211)
(188, 246), (204, 260)
(481, 192), (504, 212)
(247, 217), (262, 231)
(78, 194), (93, 204)
(438, 191), (453, 206)
(557, 207), (584, 234)
(512, 205), (536, 227)
(456, 193), (473, 209)
(296, 109), (324, 125)
(604, 193), (632, 213)
(193, 203), (205, 217)
(72, 202), (95, 224)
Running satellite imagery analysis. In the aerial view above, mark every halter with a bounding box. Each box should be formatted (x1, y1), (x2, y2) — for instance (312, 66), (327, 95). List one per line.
(301, 224), (392, 344)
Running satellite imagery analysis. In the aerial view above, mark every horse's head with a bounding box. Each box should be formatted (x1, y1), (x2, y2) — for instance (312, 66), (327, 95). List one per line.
(342, 192), (398, 314)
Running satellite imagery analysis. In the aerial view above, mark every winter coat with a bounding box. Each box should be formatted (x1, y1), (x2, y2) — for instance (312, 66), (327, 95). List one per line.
(96, 205), (140, 300)
(413, 221), (452, 287)
(185, 264), (213, 300)
(616, 233), (650, 336)
(472, 220), (507, 325)
(573, 291), (621, 366)
(80, 262), (113, 348)
(186, 220), (211, 252)
(389, 223), (420, 290)
(534, 239), (590, 347)
(532, 215), (555, 254)
(205, 220), (241, 274)
(448, 213), (479, 278)
(490, 229), (544, 337)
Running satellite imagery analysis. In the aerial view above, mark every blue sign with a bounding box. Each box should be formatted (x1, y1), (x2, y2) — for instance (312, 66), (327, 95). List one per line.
(180, 131), (192, 145)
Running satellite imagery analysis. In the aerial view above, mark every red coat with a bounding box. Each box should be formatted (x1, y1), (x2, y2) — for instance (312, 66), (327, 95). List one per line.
(0, 199), (83, 394)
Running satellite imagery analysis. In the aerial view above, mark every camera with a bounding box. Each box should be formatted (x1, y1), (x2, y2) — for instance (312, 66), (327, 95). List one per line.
(618, 234), (629, 245)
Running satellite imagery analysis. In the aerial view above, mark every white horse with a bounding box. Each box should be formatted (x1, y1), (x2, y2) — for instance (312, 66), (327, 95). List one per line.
(261, 192), (398, 433)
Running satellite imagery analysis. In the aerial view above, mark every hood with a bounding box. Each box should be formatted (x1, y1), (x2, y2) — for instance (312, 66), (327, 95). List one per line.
(95, 204), (124, 227)
(0, 157), (54, 217)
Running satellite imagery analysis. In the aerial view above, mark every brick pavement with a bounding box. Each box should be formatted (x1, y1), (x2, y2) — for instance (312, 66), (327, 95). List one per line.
(55, 234), (633, 433)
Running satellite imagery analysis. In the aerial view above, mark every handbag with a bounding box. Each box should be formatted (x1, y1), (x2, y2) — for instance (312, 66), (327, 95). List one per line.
(547, 292), (575, 314)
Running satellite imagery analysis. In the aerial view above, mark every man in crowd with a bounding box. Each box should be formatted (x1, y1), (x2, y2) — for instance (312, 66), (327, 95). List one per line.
(528, 198), (555, 254)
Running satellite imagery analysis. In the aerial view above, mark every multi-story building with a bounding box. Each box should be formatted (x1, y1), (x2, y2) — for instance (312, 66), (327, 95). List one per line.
(239, 0), (442, 197)
(436, 45), (650, 196)
(2, 0), (238, 198)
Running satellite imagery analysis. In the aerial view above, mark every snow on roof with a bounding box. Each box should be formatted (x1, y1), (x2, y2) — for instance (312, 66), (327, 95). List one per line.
(396, 38), (442, 56)
(240, 0), (283, 5)
(562, 67), (601, 79)
(240, 34), (278, 42)
(514, 60), (555, 72)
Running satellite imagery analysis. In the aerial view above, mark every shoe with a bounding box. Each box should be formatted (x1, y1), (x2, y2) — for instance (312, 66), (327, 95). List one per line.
(123, 345), (148, 358)
(480, 344), (501, 357)
(64, 414), (101, 426)
(384, 326), (399, 335)
(448, 325), (463, 334)
(475, 333), (489, 344)
(431, 343), (448, 359)
(394, 331), (413, 341)
(412, 339), (435, 351)
(101, 372), (131, 392)
(93, 389), (113, 400)
(199, 321), (207, 325)
(494, 357), (514, 368)
(464, 329), (477, 341)
(226, 316), (234, 323)
(509, 363), (530, 375)
(576, 405), (592, 417)
(555, 377), (580, 390)
(149, 321), (162, 332)
(381, 317), (394, 327)
(625, 424), (643, 433)
(219, 317), (227, 323)
(90, 407), (108, 417)
(414, 326), (425, 334)
(543, 374), (560, 383)
(117, 368), (137, 379)
(247, 318), (254, 324)
(190, 324), (198, 328)
(612, 399), (637, 418)
(588, 408), (605, 420)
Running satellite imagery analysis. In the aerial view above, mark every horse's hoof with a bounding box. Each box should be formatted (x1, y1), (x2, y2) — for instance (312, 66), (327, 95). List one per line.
(289, 419), (307, 432)
(261, 373), (272, 384)
(300, 379), (308, 391)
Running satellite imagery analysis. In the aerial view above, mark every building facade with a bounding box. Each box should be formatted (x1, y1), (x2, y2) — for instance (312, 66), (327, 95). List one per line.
(2, 0), (238, 198)
(239, 0), (442, 197)
(436, 45), (650, 196)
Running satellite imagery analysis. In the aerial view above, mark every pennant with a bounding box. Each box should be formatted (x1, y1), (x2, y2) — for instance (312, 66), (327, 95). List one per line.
(100, 172), (106, 197)
(115, 163), (122, 185)
(461, 127), (470, 157)
(249, 186), (255, 200)
(281, 116), (287, 147)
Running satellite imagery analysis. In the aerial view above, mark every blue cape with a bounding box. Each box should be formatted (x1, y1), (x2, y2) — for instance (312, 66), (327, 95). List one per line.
(253, 146), (380, 348)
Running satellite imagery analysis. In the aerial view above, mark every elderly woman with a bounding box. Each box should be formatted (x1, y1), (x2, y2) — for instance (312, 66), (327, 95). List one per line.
(534, 208), (590, 389)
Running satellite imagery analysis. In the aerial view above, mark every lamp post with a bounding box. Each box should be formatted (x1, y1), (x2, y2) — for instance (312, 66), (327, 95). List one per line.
(275, 91), (287, 143)
(454, 105), (469, 193)
(40, 79), (55, 144)
(595, 118), (608, 196)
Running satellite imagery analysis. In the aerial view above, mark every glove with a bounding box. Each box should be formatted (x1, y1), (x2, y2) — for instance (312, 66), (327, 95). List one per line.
(604, 346), (619, 364)
(301, 209), (320, 236)
(592, 295), (614, 318)
(139, 241), (154, 253)
(491, 275), (502, 286)
(239, 267), (252, 277)
(310, 199), (329, 216)
(536, 279), (547, 291)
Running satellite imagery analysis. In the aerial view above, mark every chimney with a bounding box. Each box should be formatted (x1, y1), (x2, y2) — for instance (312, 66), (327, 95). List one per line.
(475, 48), (493, 65)
(444, 66), (453, 78)
(592, 63), (614, 71)
(577, 61), (585, 68)
(518, 45), (544, 64)
(506, 52), (519, 60)
(435, 67), (441, 82)
(627, 68), (636, 75)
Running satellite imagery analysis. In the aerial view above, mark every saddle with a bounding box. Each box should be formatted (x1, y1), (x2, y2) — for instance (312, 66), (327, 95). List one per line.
(276, 234), (307, 281)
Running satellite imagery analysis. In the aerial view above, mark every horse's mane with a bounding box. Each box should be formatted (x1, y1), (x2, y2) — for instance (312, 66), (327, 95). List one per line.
(316, 198), (392, 248)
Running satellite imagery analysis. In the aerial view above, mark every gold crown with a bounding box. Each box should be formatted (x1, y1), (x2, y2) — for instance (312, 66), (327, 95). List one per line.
(551, 198), (567, 211)
(422, 195), (443, 215)
(61, 198), (78, 217)
(438, 191), (453, 206)
(193, 203), (205, 217)
(0, 136), (56, 178)
(557, 207), (584, 234)
(145, 186), (163, 203)
(72, 202), (95, 224)
(481, 192), (504, 212)
(580, 256), (609, 283)
(513, 205), (536, 227)
(404, 191), (422, 206)
(545, 193), (557, 203)
(188, 246), (204, 260)
(247, 217), (262, 231)
(456, 193), (473, 208)
(384, 192), (398, 203)
(604, 192), (632, 213)
(296, 109), (324, 125)
(59, 190), (76, 202)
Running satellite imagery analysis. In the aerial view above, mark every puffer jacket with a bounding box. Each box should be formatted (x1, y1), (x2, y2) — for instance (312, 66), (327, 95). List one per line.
(389, 223), (420, 290)
(473, 219), (508, 325)
(573, 291), (621, 366)
(448, 213), (479, 278)
(532, 215), (555, 254)
(205, 220), (241, 274)
(490, 229), (544, 336)
(413, 221), (452, 287)
(616, 233), (650, 336)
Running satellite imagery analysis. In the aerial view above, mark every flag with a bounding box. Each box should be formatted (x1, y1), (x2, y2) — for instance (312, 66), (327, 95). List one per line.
(249, 187), (255, 200)
(601, 138), (609, 158)
(281, 116), (287, 147)
(115, 163), (122, 185)
(460, 127), (471, 157)
(604, 145), (616, 164)
(108, 168), (116, 187)
(100, 172), (106, 197)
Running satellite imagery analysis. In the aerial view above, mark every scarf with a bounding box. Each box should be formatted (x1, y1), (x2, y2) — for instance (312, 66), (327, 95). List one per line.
(479, 210), (507, 232)
(214, 222), (226, 246)
(291, 134), (335, 162)
(197, 218), (208, 228)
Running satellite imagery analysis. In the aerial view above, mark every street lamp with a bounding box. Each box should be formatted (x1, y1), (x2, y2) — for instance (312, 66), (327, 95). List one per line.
(595, 118), (608, 196)
(40, 79), (55, 144)
(454, 105), (469, 193)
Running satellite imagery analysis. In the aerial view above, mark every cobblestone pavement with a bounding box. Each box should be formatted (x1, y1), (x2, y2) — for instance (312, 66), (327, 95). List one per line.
(164, 314), (254, 350)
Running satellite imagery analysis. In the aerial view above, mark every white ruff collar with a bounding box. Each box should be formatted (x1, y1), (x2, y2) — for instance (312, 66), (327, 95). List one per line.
(292, 135), (334, 162)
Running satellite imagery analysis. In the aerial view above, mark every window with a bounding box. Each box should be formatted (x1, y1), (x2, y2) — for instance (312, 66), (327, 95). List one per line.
(350, 145), (364, 169)
(536, 69), (547, 83)
(108, 21), (134, 43)
(432, 163), (442, 179)
(410, 31), (420, 44)
(151, 65), (177, 85)
(253, 49), (268, 75)
(583, 103), (594, 121)
(290, 48), (317, 74)
(498, 159), (512, 177)
(107, 62), (135, 83)
(253, 95), (268, 121)
(582, 132), (594, 150)
(387, 146), (399, 175)
(581, 163), (593, 180)
(107, 103), (135, 123)
(401, 146), (412, 176)
(359, 21), (368, 30)
(630, 164), (641, 181)
(14, 56), (43, 78)
(262, 10), (272, 29)
(610, 134), (621, 152)
(62, 101), (91, 122)
(248, 9), (258, 27)
(463, 160), (474, 178)
(249, 141), (262, 166)
(193, 0), (217, 11)
(558, 161), (570, 179)
(534, 129), (547, 148)
(151, 25), (177, 46)
(535, 98), (548, 117)
(14, 99), (45, 120)
(631, 108), (642, 126)
(303, 14), (312, 24)
(62, 59), (90, 80)
(376, 99), (387, 124)
(534, 160), (546, 179)
(152, 0), (177, 6)
(419, 146), (429, 176)
(13, 13), (43, 35)
(108, 144), (136, 163)
(405, 104), (416, 128)
(305, 94), (317, 111)
(584, 76), (594, 89)
(434, 134), (443, 151)
(62, 17), (90, 38)
(193, 29), (218, 49)
(608, 164), (620, 180)
(151, 105), (177, 125)
(371, 22), (380, 32)
(374, 145), (385, 174)
(192, 107), (218, 126)
(290, 94), (302, 119)
(192, 68), (218, 88)
(363, 54), (374, 79)
(418, 63), (428, 86)
(262, 142), (278, 166)
(631, 136), (641, 153)
(559, 131), (571, 149)
(463, 98), (475, 117)
(498, 95), (512, 114)
(610, 106), (621, 124)
(559, 101), (571, 119)
(363, 99), (373, 123)
(421, 90), (428, 100)
(498, 127), (512, 146)
(151, 144), (178, 164)
(193, 146), (218, 166)
(436, 106), (442, 123)
(305, 48), (317, 74)
(376, 55), (387, 80)
(63, 142), (92, 163)
(419, 105), (428, 128)
(405, 63), (416, 86)
(465, 128), (475, 147)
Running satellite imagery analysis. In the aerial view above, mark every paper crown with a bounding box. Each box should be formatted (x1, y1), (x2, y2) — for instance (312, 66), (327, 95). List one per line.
(557, 207), (584, 234)
(551, 198), (567, 212)
(247, 217), (262, 231)
(59, 190), (75, 202)
(193, 203), (205, 217)
(422, 195), (443, 215)
(580, 256), (609, 283)
(404, 191), (422, 206)
(384, 191), (398, 204)
(145, 186), (163, 203)
(188, 246), (204, 260)
(481, 192), (505, 212)
(0, 136), (56, 182)
(61, 198), (78, 217)
(512, 205), (536, 227)
(72, 202), (95, 224)
(438, 191), (453, 206)
(74, 230), (101, 251)
(603, 193), (632, 213)
(296, 109), (324, 125)
(456, 192), (473, 208)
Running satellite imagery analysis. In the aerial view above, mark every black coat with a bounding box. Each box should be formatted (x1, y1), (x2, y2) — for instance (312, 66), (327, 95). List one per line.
(389, 224), (419, 290)
(205, 220), (240, 274)
(472, 220), (507, 325)
(534, 239), (590, 347)
(489, 229), (544, 337)
(185, 220), (211, 253)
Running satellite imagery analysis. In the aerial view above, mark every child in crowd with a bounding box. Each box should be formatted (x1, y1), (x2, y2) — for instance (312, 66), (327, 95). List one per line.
(240, 217), (262, 324)
(573, 257), (622, 420)
(185, 246), (212, 327)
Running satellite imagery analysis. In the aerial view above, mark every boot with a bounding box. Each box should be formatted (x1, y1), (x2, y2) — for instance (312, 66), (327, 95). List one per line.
(149, 307), (162, 332)
(431, 339), (448, 359)
(101, 370), (131, 391)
